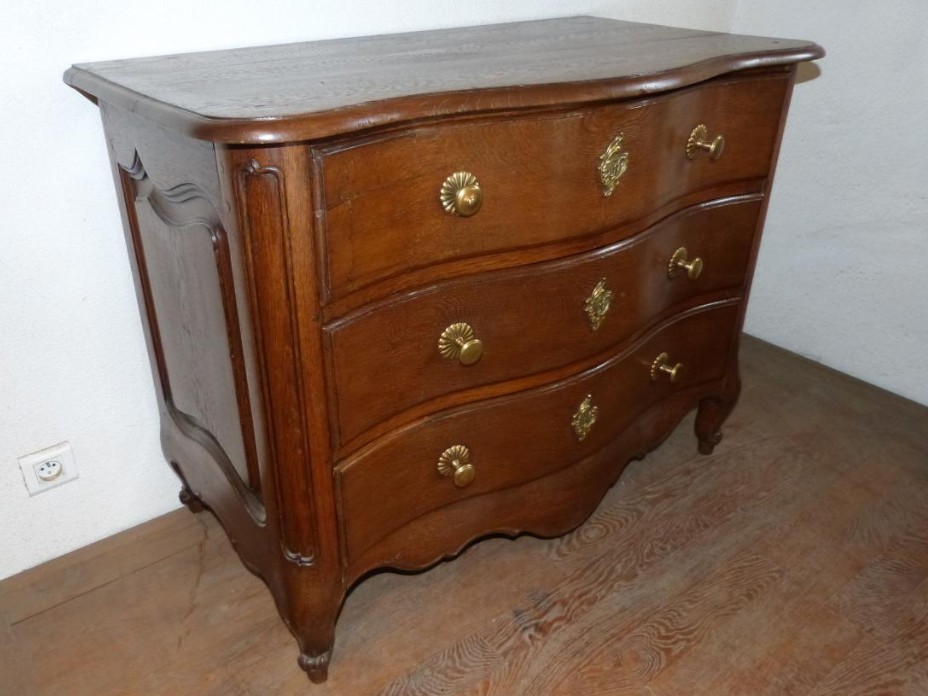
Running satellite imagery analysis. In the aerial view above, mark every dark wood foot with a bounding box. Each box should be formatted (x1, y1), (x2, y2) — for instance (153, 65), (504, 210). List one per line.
(178, 485), (205, 513)
(288, 577), (342, 684)
(697, 428), (724, 455)
(298, 651), (331, 683)
(170, 461), (205, 513)
(695, 365), (741, 455)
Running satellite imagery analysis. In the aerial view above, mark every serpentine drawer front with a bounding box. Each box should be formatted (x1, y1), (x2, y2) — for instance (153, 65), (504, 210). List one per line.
(317, 74), (787, 299)
(327, 196), (761, 448)
(338, 300), (740, 571)
(64, 17), (823, 683)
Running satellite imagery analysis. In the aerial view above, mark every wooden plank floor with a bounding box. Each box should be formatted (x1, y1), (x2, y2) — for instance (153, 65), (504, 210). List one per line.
(2, 336), (927, 695)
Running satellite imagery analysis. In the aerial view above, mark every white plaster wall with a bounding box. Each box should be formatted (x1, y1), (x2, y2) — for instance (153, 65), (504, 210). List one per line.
(0, 1), (737, 580)
(734, 2), (928, 407)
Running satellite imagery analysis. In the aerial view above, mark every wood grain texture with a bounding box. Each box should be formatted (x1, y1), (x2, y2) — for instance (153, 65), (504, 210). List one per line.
(63, 17), (822, 143)
(3, 337), (926, 695)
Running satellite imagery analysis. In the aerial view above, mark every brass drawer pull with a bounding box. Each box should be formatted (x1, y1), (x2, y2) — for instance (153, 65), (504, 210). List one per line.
(440, 171), (483, 217)
(584, 278), (613, 331)
(438, 322), (484, 365)
(598, 133), (630, 196)
(686, 124), (725, 160)
(571, 394), (599, 441)
(437, 445), (475, 488)
(651, 352), (683, 383)
(668, 247), (704, 280)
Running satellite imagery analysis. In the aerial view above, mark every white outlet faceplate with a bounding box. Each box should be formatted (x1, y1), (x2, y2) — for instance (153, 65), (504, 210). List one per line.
(19, 442), (79, 496)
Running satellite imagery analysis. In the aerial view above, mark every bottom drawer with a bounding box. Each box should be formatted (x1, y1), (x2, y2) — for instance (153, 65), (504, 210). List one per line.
(337, 300), (741, 564)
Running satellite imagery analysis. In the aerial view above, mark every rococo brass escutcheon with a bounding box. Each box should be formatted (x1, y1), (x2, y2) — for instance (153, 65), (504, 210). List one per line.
(584, 278), (613, 331)
(571, 394), (599, 441)
(438, 322), (484, 365)
(440, 171), (483, 217)
(598, 134), (630, 196)
(685, 124), (725, 160)
(437, 444), (476, 488)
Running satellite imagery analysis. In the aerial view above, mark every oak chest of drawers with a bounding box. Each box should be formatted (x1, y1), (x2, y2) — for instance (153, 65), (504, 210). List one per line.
(65, 17), (823, 682)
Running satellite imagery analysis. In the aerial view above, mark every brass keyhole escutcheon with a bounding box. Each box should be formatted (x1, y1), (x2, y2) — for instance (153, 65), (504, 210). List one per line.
(686, 124), (725, 161)
(584, 278), (613, 331)
(598, 133), (630, 196)
(571, 394), (599, 442)
(438, 322), (484, 366)
(651, 352), (683, 383)
(440, 171), (483, 217)
(437, 445), (475, 488)
(668, 247), (704, 280)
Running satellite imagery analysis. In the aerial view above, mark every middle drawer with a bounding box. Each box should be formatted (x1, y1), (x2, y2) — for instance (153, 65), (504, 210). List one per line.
(325, 196), (760, 448)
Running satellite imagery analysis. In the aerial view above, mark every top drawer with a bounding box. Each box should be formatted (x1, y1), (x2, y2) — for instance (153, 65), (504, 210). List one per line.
(315, 73), (789, 300)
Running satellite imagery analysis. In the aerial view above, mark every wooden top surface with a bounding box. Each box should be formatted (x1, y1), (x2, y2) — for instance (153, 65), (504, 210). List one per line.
(64, 16), (823, 144)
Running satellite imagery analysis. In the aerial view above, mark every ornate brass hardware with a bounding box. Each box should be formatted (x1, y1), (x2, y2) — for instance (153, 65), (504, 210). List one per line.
(686, 124), (725, 161)
(437, 444), (475, 488)
(584, 278), (613, 331)
(571, 394), (599, 441)
(438, 322), (484, 365)
(668, 247), (704, 280)
(651, 352), (683, 383)
(440, 171), (483, 217)
(598, 134), (630, 196)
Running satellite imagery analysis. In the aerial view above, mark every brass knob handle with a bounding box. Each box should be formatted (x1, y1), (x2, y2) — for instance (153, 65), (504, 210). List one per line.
(440, 171), (483, 217)
(437, 445), (475, 488)
(651, 352), (683, 383)
(686, 124), (725, 161)
(668, 247), (704, 280)
(438, 322), (484, 365)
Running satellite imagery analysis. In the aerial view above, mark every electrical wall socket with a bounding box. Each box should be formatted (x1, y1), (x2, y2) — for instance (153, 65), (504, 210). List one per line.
(19, 442), (79, 496)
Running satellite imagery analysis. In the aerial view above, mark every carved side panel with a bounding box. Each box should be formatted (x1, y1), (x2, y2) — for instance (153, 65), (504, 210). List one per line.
(120, 155), (264, 521)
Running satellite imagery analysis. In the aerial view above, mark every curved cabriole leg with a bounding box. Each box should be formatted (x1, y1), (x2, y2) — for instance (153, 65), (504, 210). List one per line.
(170, 461), (206, 513)
(294, 607), (338, 683)
(287, 573), (343, 684)
(695, 403), (727, 454)
(695, 365), (742, 455)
